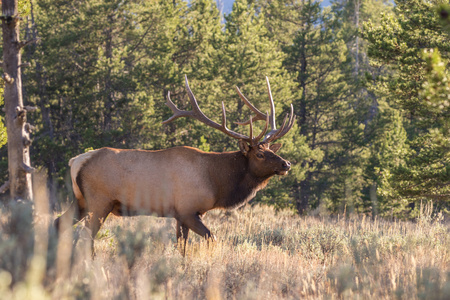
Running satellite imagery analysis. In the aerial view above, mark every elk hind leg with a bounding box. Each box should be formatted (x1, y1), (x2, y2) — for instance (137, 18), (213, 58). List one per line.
(176, 220), (190, 256)
(54, 201), (87, 234)
(83, 203), (113, 254)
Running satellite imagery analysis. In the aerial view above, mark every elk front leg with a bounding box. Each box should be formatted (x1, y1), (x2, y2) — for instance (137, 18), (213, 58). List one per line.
(176, 220), (189, 256)
(178, 214), (215, 241)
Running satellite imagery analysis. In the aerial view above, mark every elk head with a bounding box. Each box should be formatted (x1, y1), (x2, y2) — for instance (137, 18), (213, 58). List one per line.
(163, 75), (295, 177)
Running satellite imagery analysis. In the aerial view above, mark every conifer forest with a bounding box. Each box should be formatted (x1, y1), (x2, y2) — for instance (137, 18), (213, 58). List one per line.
(4, 0), (447, 218)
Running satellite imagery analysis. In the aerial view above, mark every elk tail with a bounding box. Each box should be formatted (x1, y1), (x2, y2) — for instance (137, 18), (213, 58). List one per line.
(54, 150), (99, 232)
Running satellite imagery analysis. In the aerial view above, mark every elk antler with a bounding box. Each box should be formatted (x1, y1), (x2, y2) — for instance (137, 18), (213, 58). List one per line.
(163, 75), (269, 146)
(235, 77), (296, 143)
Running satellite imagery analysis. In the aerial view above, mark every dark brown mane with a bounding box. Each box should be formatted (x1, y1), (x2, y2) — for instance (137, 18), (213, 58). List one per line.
(207, 151), (272, 209)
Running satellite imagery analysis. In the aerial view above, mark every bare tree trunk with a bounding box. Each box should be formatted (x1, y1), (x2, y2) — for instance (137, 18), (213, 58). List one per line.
(2, 0), (35, 201)
(297, 173), (312, 215)
(370, 181), (378, 220)
(296, 18), (310, 215)
(26, 1), (59, 209)
(354, 0), (360, 77)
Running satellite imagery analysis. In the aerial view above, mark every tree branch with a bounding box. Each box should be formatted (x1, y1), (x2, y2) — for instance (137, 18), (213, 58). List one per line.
(24, 123), (36, 133)
(0, 181), (10, 194)
(18, 38), (40, 49)
(18, 62), (31, 69)
(21, 163), (35, 173)
(23, 105), (37, 112)
(2, 73), (14, 84)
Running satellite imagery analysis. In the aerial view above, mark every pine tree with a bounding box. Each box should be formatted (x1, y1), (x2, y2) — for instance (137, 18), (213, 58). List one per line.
(325, 0), (396, 216)
(156, 0), (226, 151)
(278, 0), (362, 214)
(218, 0), (305, 207)
(1, 0), (35, 200)
(362, 0), (450, 215)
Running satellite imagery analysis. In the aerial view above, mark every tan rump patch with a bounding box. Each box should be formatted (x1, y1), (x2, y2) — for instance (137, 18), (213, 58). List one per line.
(69, 149), (100, 199)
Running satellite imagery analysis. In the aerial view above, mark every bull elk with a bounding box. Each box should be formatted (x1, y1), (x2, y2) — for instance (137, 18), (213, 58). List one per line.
(54, 76), (295, 253)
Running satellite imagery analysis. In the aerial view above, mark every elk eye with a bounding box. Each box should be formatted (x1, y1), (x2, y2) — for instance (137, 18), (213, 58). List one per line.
(256, 153), (264, 159)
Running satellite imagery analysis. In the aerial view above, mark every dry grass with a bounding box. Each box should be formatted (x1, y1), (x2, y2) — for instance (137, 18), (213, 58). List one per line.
(0, 201), (449, 299)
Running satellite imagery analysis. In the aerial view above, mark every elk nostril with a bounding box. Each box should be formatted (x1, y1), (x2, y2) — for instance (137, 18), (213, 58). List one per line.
(282, 161), (291, 169)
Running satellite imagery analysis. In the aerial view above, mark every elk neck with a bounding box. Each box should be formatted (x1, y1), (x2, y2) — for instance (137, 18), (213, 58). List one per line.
(209, 151), (272, 209)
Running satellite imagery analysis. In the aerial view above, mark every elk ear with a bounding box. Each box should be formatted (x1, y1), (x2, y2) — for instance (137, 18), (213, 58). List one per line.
(238, 140), (250, 156)
(269, 143), (282, 153)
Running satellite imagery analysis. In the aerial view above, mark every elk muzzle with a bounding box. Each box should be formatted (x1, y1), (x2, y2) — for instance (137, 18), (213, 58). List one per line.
(277, 160), (291, 175)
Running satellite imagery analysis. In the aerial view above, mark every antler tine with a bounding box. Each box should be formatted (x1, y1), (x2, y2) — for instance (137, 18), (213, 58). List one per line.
(220, 101), (239, 138)
(252, 113), (269, 144)
(265, 76), (276, 131)
(164, 75), (250, 142)
(234, 83), (272, 145)
(163, 76), (294, 145)
(249, 116), (253, 142)
(261, 76), (282, 140)
(282, 104), (296, 136)
(235, 86), (267, 126)
(265, 104), (296, 143)
(264, 113), (288, 143)
(265, 114), (288, 143)
(162, 91), (195, 124)
(185, 76), (252, 141)
(281, 112), (296, 138)
(234, 77), (295, 144)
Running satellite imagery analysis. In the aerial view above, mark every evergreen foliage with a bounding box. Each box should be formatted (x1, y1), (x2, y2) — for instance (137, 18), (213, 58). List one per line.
(362, 0), (450, 216)
(0, 0), (447, 217)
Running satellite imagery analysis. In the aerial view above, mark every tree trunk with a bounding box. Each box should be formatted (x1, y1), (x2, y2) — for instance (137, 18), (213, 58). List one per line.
(295, 20), (310, 215)
(297, 172), (312, 215)
(354, 0), (360, 77)
(370, 181), (378, 220)
(2, 0), (34, 201)
(103, 13), (114, 132)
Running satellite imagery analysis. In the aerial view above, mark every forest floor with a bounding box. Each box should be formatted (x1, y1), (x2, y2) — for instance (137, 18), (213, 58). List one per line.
(0, 204), (449, 299)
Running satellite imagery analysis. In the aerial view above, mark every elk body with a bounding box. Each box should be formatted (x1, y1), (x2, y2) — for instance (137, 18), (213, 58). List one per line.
(55, 76), (295, 251)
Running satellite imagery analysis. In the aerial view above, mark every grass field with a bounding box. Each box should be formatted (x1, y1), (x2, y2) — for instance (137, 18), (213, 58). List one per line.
(0, 201), (449, 299)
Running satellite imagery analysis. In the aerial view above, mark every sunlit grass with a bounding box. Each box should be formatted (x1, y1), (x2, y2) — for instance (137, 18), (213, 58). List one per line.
(0, 201), (449, 299)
